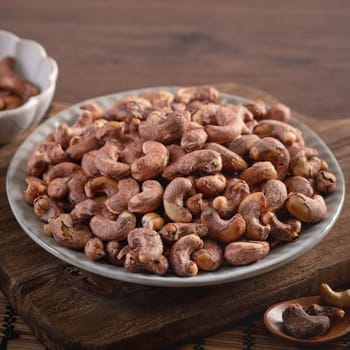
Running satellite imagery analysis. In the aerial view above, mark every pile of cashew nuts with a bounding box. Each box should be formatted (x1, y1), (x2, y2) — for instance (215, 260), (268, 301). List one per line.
(24, 85), (337, 277)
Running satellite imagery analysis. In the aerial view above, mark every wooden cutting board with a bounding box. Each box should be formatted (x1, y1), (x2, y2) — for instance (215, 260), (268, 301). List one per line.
(0, 83), (349, 350)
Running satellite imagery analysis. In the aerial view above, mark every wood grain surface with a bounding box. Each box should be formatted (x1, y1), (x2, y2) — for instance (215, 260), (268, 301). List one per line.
(1, 1), (350, 120)
(0, 83), (349, 350)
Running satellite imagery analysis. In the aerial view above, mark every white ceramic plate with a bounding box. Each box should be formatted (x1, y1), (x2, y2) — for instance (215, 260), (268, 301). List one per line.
(6, 87), (345, 287)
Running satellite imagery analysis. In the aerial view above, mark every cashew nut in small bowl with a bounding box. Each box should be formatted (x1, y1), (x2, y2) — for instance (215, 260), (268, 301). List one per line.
(240, 161), (277, 186)
(253, 120), (300, 145)
(286, 193), (327, 223)
(315, 171), (337, 193)
(163, 177), (193, 222)
(201, 207), (246, 243)
(213, 178), (250, 218)
(84, 176), (119, 199)
(89, 211), (136, 241)
(48, 213), (92, 250)
(250, 137), (290, 180)
(191, 239), (223, 271)
(33, 195), (63, 222)
(131, 140), (169, 181)
(24, 176), (47, 204)
(285, 176), (314, 197)
(84, 237), (106, 261)
(141, 212), (165, 231)
(320, 283), (350, 308)
(206, 142), (247, 172)
(224, 240), (270, 266)
(159, 222), (208, 242)
(261, 179), (288, 211)
(128, 180), (164, 213)
(105, 177), (140, 214)
(169, 234), (204, 277)
(175, 85), (219, 104)
(238, 192), (271, 241)
(195, 173), (226, 197)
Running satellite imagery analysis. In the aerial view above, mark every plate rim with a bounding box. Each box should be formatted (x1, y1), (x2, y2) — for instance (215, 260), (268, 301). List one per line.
(6, 86), (346, 287)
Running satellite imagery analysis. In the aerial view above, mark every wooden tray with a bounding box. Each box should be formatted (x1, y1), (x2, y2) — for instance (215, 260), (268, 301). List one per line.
(0, 83), (349, 350)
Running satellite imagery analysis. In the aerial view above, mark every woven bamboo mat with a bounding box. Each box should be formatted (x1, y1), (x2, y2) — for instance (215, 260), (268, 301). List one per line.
(1, 291), (349, 350)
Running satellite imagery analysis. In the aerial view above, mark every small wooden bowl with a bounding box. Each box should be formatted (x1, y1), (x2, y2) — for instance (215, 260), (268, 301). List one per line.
(264, 296), (350, 345)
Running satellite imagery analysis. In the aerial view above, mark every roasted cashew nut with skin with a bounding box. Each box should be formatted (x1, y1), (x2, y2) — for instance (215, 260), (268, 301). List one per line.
(195, 173), (226, 197)
(169, 234), (204, 277)
(71, 199), (116, 222)
(260, 179), (288, 211)
(84, 237), (106, 261)
(284, 176), (314, 197)
(181, 122), (208, 152)
(84, 176), (119, 198)
(33, 195), (63, 222)
(159, 222), (208, 242)
(238, 192), (270, 241)
(24, 176), (47, 204)
(192, 240), (223, 271)
(240, 161), (277, 186)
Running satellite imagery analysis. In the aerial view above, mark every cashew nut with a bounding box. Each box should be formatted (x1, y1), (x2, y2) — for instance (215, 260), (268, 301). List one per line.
(261, 179), (288, 210)
(181, 122), (208, 152)
(66, 136), (100, 160)
(192, 239), (223, 271)
(159, 222), (208, 242)
(33, 195), (63, 222)
(169, 234), (204, 276)
(175, 85), (219, 104)
(84, 237), (106, 261)
(306, 303), (345, 320)
(105, 240), (125, 266)
(94, 120), (122, 143)
(185, 193), (211, 216)
(240, 161), (277, 186)
(131, 140), (169, 181)
(195, 173), (227, 197)
(47, 177), (69, 199)
(128, 180), (164, 213)
(81, 150), (101, 177)
(224, 240), (270, 265)
(286, 193), (327, 223)
(24, 176), (47, 204)
(141, 91), (174, 110)
(266, 103), (291, 122)
(105, 177), (140, 214)
(238, 192), (270, 240)
(201, 207), (246, 243)
(285, 176), (314, 197)
(163, 177), (193, 222)
(141, 212), (165, 231)
(282, 303), (330, 338)
(316, 171), (336, 193)
(43, 162), (81, 182)
(250, 137), (290, 180)
(71, 199), (116, 222)
(89, 211), (136, 241)
(84, 176), (119, 198)
(244, 100), (267, 120)
(319, 283), (350, 308)
(227, 134), (260, 158)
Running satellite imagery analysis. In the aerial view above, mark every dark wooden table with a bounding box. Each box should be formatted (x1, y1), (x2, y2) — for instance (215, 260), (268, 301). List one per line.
(1, 0), (350, 120)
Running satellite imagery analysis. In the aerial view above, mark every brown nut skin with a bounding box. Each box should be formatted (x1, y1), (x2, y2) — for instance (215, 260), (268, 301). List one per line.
(84, 176), (119, 199)
(49, 214), (91, 251)
(238, 192), (271, 241)
(316, 171), (336, 193)
(185, 193), (211, 216)
(33, 195), (63, 222)
(81, 150), (100, 177)
(47, 177), (69, 199)
(66, 136), (100, 160)
(141, 212), (165, 231)
(306, 303), (345, 321)
(206, 143), (247, 172)
(261, 179), (288, 211)
(195, 173), (227, 197)
(44, 162), (81, 183)
(175, 85), (219, 104)
(201, 208), (246, 243)
(266, 103), (291, 122)
(285, 176), (314, 197)
(95, 120), (122, 143)
(105, 178), (140, 214)
(71, 199), (116, 222)
(192, 239), (223, 271)
(240, 161), (277, 186)
(84, 237), (106, 261)
(94, 140), (130, 179)
(244, 100), (267, 119)
(176, 149), (223, 176)
(224, 240), (270, 265)
(27, 141), (67, 177)
(126, 227), (164, 264)
(105, 240), (125, 266)
(169, 234), (204, 277)
(159, 223), (208, 243)
(131, 141), (169, 181)
(106, 96), (152, 121)
(261, 211), (301, 241)
(253, 120), (299, 145)
(282, 303), (330, 339)
(181, 122), (208, 152)
(286, 193), (327, 223)
(89, 211), (136, 241)
(24, 176), (47, 204)
(227, 134), (261, 158)
(213, 178), (250, 218)
(139, 110), (189, 144)
(128, 180), (164, 214)
(66, 174), (89, 205)
(319, 283), (350, 308)
(250, 137), (290, 180)
(163, 177), (193, 223)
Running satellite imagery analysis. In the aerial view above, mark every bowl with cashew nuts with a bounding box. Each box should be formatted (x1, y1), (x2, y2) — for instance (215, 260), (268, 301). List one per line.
(6, 85), (345, 286)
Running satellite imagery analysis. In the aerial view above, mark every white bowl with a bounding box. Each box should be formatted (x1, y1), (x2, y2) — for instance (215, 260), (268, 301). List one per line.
(0, 30), (58, 143)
